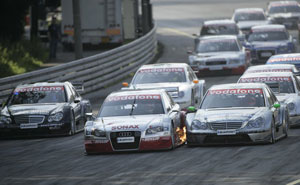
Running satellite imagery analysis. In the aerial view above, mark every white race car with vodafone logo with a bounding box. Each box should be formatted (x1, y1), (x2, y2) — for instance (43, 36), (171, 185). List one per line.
(185, 83), (288, 145)
(244, 64), (300, 75)
(122, 63), (205, 109)
(238, 72), (300, 127)
(84, 89), (186, 154)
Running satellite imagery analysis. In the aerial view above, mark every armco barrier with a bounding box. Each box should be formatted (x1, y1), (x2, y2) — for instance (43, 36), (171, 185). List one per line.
(0, 26), (157, 102)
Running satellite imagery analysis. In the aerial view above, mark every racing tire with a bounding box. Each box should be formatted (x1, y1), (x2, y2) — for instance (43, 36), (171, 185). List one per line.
(68, 111), (76, 136)
(269, 120), (276, 144)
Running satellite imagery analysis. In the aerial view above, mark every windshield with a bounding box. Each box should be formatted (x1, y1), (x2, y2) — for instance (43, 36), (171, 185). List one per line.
(248, 31), (288, 42)
(201, 88), (265, 109)
(8, 86), (66, 105)
(132, 68), (186, 84)
(269, 5), (300, 14)
(197, 39), (240, 53)
(99, 94), (165, 117)
(234, 12), (266, 22)
(266, 82), (295, 93)
(200, 24), (239, 36)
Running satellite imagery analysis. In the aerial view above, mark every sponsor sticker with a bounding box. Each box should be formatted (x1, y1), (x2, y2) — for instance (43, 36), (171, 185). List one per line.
(111, 125), (139, 130)
(248, 69), (292, 73)
(117, 137), (135, 143)
(106, 95), (161, 102)
(268, 57), (300, 63)
(201, 39), (235, 43)
(208, 88), (263, 95)
(14, 86), (64, 93)
(217, 129), (237, 135)
(20, 123), (38, 129)
(252, 28), (285, 32)
(240, 77), (291, 83)
(138, 68), (184, 73)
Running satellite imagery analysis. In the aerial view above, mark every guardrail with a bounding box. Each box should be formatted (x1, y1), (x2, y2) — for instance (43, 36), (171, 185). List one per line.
(0, 26), (157, 102)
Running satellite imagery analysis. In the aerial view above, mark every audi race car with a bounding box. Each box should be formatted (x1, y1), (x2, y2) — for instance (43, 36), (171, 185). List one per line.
(244, 64), (300, 74)
(122, 63), (205, 109)
(245, 25), (297, 63)
(267, 1), (300, 29)
(266, 53), (300, 70)
(238, 72), (300, 127)
(232, 8), (269, 36)
(0, 82), (92, 137)
(188, 35), (251, 75)
(198, 19), (245, 42)
(185, 83), (289, 145)
(84, 89), (186, 153)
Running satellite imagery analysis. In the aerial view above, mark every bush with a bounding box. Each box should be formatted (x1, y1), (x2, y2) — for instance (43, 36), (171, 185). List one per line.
(0, 39), (47, 78)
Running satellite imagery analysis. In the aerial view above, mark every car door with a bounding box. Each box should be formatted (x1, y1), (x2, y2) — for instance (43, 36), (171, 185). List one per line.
(66, 84), (81, 121)
(164, 92), (181, 129)
(265, 87), (280, 126)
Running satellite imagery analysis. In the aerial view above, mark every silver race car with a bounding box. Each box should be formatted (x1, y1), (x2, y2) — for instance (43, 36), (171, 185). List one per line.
(239, 72), (300, 127)
(84, 89), (186, 153)
(186, 83), (288, 145)
(122, 63), (205, 109)
(188, 35), (251, 75)
(244, 64), (300, 74)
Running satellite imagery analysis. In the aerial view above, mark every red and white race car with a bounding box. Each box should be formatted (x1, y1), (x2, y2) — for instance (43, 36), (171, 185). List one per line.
(84, 89), (186, 154)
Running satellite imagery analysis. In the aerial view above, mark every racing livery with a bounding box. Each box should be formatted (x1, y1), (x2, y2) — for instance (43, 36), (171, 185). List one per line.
(244, 64), (300, 74)
(232, 8), (269, 36)
(0, 82), (92, 137)
(238, 72), (300, 127)
(123, 63), (205, 109)
(266, 53), (300, 70)
(84, 89), (186, 153)
(186, 83), (288, 145)
(188, 35), (251, 75)
(245, 25), (297, 63)
(267, 1), (300, 29)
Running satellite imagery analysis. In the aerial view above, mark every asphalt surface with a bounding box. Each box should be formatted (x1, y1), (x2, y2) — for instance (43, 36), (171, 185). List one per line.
(2, 0), (300, 185)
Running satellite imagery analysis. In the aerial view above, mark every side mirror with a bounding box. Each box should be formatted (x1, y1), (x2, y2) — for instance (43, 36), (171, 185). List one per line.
(85, 113), (95, 121)
(193, 79), (199, 84)
(74, 98), (81, 103)
(122, 82), (129, 87)
(273, 103), (280, 109)
(187, 106), (197, 113)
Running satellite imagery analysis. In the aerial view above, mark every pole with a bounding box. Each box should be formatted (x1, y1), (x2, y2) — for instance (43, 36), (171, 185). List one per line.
(72, 0), (83, 59)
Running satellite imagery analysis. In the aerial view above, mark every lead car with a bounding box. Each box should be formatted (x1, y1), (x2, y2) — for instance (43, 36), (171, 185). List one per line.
(0, 82), (92, 137)
(185, 83), (289, 146)
(84, 89), (186, 154)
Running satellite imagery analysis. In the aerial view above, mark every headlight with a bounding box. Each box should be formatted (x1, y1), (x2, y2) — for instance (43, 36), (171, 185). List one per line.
(146, 125), (164, 135)
(228, 59), (240, 64)
(48, 112), (63, 122)
(191, 120), (207, 130)
(0, 115), (12, 124)
(288, 103), (295, 111)
(279, 45), (288, 52)
(247, 117), (264, 128)
(178, 91), (185, 98)
(91, 128), (106, 137)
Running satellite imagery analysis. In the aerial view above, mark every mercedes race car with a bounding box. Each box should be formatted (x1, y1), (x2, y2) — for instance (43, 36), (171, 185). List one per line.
(245, 24), (297, 63)
(232, 8), (269, 36)
(238, 72), (300, 127)
(84, 89), (186, 153)
(186, 83), (289, 145)
(267, 1), (300, 29)
(122, 63), (205, 109)
(0, 82), (92, 137)
(188, 35), (251, 75)
(266, 53), (300, 70)
(244, 64), (300, 74)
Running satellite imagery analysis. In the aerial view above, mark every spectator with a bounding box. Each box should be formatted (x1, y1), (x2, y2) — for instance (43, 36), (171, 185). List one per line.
(48, 17), (60, 59)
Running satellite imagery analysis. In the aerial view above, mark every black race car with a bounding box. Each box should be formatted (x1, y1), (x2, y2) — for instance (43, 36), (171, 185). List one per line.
(0, 81), (92, 137)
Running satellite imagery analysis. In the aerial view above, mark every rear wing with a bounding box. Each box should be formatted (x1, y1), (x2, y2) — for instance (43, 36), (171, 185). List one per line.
(71, 81), (84, 92)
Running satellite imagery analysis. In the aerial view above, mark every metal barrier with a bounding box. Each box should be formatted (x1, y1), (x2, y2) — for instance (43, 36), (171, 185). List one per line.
(0, 26), (157, 102)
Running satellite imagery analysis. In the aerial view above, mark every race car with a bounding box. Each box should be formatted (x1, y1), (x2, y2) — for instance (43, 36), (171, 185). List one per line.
(122, 63), (205, 109)
(186, 83), (289, 145)
(245, 24), (297, 63)
(238, 72), (300, 127)
(266, 1), (300, 29)
(266, 53), (300, 70)
(84, 89), (186, 153)
(244, 64), (300, 74)
(198, 19), (245, 42)
(188, 35), (251, 75)
(0, 82), (92, 137)
(232, 8), (269, 36)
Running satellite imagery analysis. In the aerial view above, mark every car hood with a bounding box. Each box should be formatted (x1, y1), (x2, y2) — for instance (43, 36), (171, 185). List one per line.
(7, 103), (66, 116)
(250, 41), (288, 49)
(237, 20), (269, 29)
(270, 13), (300, 19)
(194, 107), (265, 122)
(195, 52), (240, 60)
(94, 115), (165, 132)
